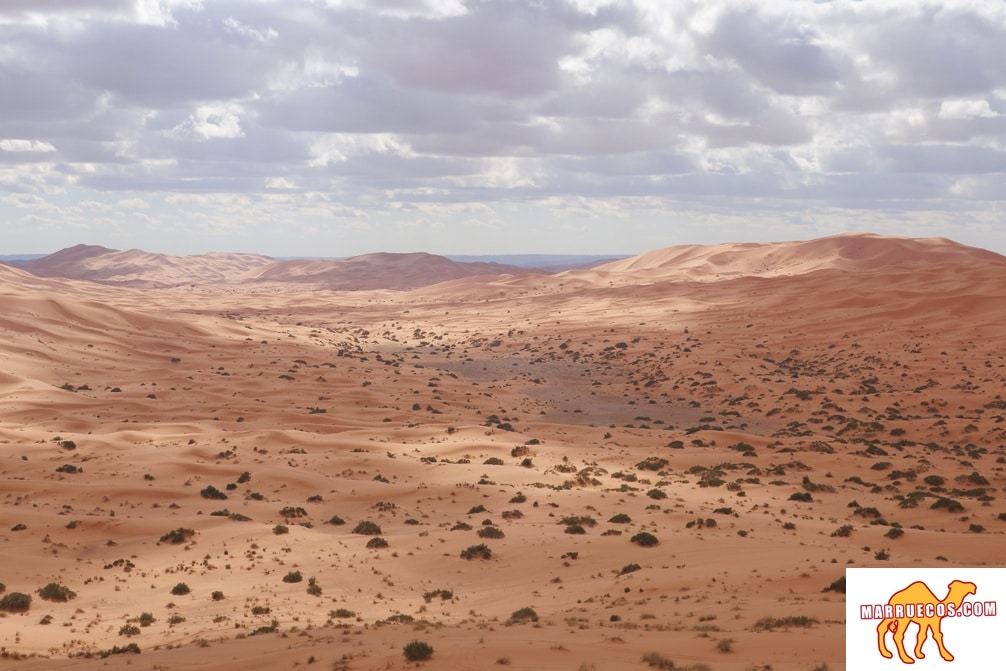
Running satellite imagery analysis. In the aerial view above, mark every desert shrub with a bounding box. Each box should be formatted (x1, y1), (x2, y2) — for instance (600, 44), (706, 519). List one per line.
(924, 475), (945, 487)
(468, 505), (487, 514)
(451, 521), (473, 531)
(641, 652), (677, 669)
(423, 589), (454, 602)
(236, 471), (251, 484)
(282, 571), (303, 583)
(510, 606), (539, 622)
(327, 515), (346, 525)
(788, 492), (813, 502)
(280, 506), (308, 518)
(251, 605), (271, 615)
(646, 489), (667, 500)
(478, 526), (505, 539)
(170, 583), (191, 596)
(211, 591), (225, 601)
(138, 612), (155, 627)
(609, 513), (632, 523)
(330, 608), (356, 618)
(565, 524), (586, 535)
(484, 457), (505, 465)
(403, 640), (434, 662)
(509, 492), (527, 503)
(931, 497), (964, 513)
(631, 532), (659, 547)
(353, 520), (382, 535)
(366, 537), (389, 549)
(0, 592), (31, 612)
(619, 563), (641, 576)
(273, 524), (289, 535)
(98, 643), (140, 658)
(306, 577), (322, 596)
(168, 614), (185, 625)
(637, 457), (668, 471)
(37, 583), (76, 602)
(752, 616), (818, 631)
(200, 485), (227, 500)
(831, 525), (853, 537)
(118, 624), (141, 637)
(885, 527), (905, 539)
(159, 528), (195, 544)
(460, 544), (492, 560)
(823, 576), (846, 594)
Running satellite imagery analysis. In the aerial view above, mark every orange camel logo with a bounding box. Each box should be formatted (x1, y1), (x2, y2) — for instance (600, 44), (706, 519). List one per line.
(875, 580), (977, 664)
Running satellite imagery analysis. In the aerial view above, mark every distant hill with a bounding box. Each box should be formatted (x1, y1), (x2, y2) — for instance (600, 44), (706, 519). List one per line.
(22, 244), (276, 288)
(250, 252), (541, 290)
(593, 232), (1006, 281)
(20, 245), (543, 290)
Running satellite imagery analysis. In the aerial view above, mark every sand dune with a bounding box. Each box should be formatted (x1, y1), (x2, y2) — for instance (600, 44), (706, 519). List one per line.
(22, 244), (275, 288)
(1, 233), (1004, 670)
(593, 231), (1006, 281)
(250, 252), (541, 290)
(20, 246), (544, 291)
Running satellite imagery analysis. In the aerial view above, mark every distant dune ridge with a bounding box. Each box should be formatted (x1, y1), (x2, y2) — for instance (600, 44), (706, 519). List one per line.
(1, 231), (1005, 671)
(14, 232), (1005, 290)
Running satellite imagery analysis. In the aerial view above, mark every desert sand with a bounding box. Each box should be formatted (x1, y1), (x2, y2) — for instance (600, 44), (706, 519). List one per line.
(1, 232), (1004, 670)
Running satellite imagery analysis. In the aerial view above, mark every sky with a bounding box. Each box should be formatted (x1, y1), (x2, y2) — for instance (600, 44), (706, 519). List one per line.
(2, 0), (1006, 257)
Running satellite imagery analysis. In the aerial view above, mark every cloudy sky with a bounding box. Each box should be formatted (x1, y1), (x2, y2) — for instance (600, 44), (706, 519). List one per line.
(2, 0), (1006, 256)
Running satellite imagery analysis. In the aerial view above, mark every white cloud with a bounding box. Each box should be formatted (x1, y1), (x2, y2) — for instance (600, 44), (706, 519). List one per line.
(0, 139), (57, 152)
(939, 99), (998, 120)
(172, 103), (245, 140)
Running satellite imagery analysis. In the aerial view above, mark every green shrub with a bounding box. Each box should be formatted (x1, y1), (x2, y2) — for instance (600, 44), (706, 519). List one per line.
(478, 526), (505, 539)
(353, 520), (382, 535)
(159, 528), (195, 544)
(98, 643), (140, 658)
(752, 615), (818, 631)
(170, 583), (190, 596)
(366, 537), (389, 549)
(282, 571), (303, 583)
(138, 612), (155, 627)
(460, 543), (492, 560)
(618, 563), (641, 576)
(423, 589), (454, 603)
(328, 515), (346, 525)
(273, 524), (289, 535)
(200, 485), (228, 500)
(631, 532), (659, 547)
(37, 583), (76, 602)
(0, 592), (31, 612)
(211, 591), (225, 601)
(609, 513), (632, 523)
(403, 640), (433, 661)
(119, 623), (141, 637)
(510, 606), (538, 622)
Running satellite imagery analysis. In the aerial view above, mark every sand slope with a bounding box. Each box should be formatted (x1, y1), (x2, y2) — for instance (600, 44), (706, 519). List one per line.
(1, 233), (1004, 671)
